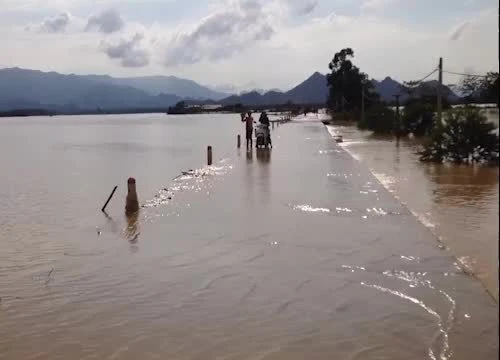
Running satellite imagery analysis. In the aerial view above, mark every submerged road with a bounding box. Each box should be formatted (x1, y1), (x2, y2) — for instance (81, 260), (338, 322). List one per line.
(1, 118), (497, 360)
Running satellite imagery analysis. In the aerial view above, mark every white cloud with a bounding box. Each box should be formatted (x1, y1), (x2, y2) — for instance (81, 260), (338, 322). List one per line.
(361, 0), (399, 11)
(163, 0), (275, 66)
(0, 0), (497, 91)
(101, 33), (150, 67)
(86, 9), (124, 34)
(25, 11), (86, 34)
(38, 12), (71, 33)
(284, 0), (318, 15)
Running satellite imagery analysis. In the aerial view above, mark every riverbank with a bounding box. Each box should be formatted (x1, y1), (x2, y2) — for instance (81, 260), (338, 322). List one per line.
(1, 114), (497, 359)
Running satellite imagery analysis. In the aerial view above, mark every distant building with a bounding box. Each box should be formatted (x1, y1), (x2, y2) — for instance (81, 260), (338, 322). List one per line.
(201, 104), (222, 111)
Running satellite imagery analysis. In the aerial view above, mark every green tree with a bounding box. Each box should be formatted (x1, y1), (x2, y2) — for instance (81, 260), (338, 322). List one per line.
(459, 72), (499, 106)
(419, 107), (499, 164)
(358, 102), (396, 134)
(326, 48), (377, 113)
(174, 101), (186, 110)
(402, 95), (451, 137)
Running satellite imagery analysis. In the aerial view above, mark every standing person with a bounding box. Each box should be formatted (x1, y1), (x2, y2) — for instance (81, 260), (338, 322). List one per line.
(258, 111), (272, 148)
(243, 111), (255, 149)
(259, 111), (270, 126)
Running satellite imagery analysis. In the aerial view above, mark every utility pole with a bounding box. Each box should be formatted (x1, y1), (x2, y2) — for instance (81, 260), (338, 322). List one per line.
(393, 94), (401, 141)
(437, 57), (443, 126)
(361, 82), (365, 125)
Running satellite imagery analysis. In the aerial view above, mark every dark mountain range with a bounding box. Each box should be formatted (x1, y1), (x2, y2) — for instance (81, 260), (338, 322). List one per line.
(216, 72), (458, 107)
(0, 68), (184, 111)
(0, 67), (228, 112)
(286, 72), (329, 104)
(371, 77), (459, 103)
(81, 74), (228, 100)
(371, 77), (406, 102)
(219, 72), (328, 106)
(0, 67), (459, 113)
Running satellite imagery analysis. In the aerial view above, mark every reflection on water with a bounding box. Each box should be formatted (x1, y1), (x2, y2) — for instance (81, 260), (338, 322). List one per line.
(246, 149), (253, 163)
(329, 123), (499, 301)
(125, 211), (140, 244)
(424, 164), (498, 206)
(256, 148), (271, 164)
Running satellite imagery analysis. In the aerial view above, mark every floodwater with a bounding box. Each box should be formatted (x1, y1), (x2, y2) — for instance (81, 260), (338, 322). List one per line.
(327, 108), (499, 301)
(0, 114), (498, 359)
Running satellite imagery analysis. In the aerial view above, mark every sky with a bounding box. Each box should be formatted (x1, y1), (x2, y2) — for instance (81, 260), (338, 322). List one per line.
(0, 0), (498, 92)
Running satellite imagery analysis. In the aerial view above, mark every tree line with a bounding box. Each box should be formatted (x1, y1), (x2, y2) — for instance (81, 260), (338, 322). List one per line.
(325, 48), (499, 165)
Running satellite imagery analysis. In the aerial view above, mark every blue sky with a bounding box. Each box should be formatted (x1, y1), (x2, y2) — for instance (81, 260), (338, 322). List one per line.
(0, 0), (498, 92)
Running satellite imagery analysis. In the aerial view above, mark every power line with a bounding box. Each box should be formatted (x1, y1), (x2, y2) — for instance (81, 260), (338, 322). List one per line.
(443, 70), (490, 78)
(413, 68), (439, 84)
(403, 68), (439, 88)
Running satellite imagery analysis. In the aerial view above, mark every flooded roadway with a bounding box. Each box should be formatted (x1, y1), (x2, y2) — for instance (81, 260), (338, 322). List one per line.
(327, 118), (499, 302)
(0, 115), (498, 359)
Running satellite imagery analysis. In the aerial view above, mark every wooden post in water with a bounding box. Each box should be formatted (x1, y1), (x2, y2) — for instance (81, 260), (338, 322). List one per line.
(125, 178), (139, 216)
(207, 146), (213, 166)
(237, 135), (241, 148)
(101, 186), (118, 212)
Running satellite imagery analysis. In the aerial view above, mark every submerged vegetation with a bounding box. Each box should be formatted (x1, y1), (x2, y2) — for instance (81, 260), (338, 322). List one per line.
(419, 107), (499, 165)
(326, 48), (499, 165)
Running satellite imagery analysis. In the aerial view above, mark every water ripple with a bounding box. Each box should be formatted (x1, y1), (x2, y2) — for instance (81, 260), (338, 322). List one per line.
(344, 264), (456, 360)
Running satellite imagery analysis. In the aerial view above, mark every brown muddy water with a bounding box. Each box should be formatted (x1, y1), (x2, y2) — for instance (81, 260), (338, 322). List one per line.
(327, 109), (499, 301)
(0, 113), (498, 360)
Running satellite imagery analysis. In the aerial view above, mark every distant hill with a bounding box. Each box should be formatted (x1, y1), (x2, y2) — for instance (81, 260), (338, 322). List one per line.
(371, 77), (406, 102)
(371, 76), (459, 103)
(0, 67), (460, 113)
(286, 72), (329, 104)
(83, 74), (229, 100)
(411, 80), (459, 102)
(219, 72), (328, 106)
(217, 72), (457, 107)
(0, 68), (183, 111)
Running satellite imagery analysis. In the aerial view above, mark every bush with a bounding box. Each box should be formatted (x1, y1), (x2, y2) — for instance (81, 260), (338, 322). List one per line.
(419, 107), (499, 164)
(358, 103), (396, 134)
(402, 96), (451, 137)
(402, 100), (435, 137)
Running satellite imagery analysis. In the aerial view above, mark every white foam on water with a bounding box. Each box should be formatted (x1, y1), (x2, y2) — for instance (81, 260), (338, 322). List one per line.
(361, 282), (454, 360)
(409, 209), (437, 230)
(457, 256), (475, 270)
(400, 255), (420, 262)
(319, 149), (339, 154)
(335, 207), (353, 213)
(293, 204), (331, 213)
(324, 123), (442, 239)
(344, 264), (456, 360)
(366, 207), (388, 216)
(371, 171), (396, 191)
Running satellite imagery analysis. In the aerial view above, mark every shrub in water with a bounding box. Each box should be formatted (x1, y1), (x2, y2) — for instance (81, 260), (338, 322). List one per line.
(402, 101), (434, 137)
(419, 107), (499, 165)
(358, 103), (396, 135)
